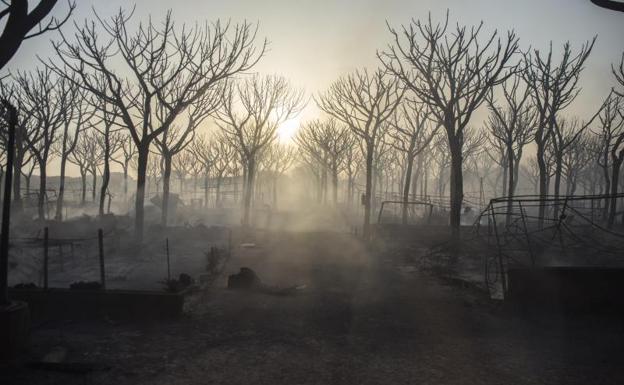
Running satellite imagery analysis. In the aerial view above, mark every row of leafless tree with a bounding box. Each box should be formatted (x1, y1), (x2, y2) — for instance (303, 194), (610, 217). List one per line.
(2, 7), (624, 245)
(293, 12), (624, 237)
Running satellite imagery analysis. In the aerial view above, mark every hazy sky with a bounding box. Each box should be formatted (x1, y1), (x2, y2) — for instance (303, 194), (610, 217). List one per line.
(6, 0), (624, 175)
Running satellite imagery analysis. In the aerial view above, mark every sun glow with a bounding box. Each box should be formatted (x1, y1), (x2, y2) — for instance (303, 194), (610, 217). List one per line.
(276, 117), (301, 143)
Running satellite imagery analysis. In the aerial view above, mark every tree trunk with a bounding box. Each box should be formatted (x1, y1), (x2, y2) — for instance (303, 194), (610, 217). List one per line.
(316, 170), (322, 204)
(242, 159), (256, 227)
(37, 159), (46, 220)
(91, 168), (97, 202)
(215, 174), (222, 208)
(123, 166), (128, 199)
(56, 122), (70, 221)
(134, 144), (149, 243)
(363, 142), (374, 240)
(204, 171), (209, 208)
(537, 146), (548, 229)
(321, 159), (327, 204)
(553, 157), (563, 221)
(161, 154), (172, 226)
(0, 103), (17, 305)
(99, 129), (111, 216)
(348, 175), (354, 207)
(331, 162), (338, 204)
(80, 169), (87, 205)
(449, 138), (463, 237)
(601, 159), (610, 219)
(25, 173), (31, 196)
(608, 158), (623, 228)
(55, 155), (68, 221)
(506, 145), (514, 226)
(12, 147), (24, 212)
(402, 155), (414, 225)
(501, 159), (508, 197)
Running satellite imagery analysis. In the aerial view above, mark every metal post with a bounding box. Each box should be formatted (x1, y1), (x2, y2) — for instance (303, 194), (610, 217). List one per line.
(98, 229), (106, 289)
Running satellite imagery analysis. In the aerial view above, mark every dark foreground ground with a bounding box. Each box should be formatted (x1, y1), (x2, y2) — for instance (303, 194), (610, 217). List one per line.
(2, 231), (624, 384)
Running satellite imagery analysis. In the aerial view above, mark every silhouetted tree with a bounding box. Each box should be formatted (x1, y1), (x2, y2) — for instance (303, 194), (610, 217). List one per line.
(93, 102), (123, 216)
(52, 10), (265, 242)
(381, 12), (519, 236)
(594, 92), (624, 226)
(216, 75), (305, 227)
(317, 69), (403, 238)
(262, 143), (296, 208)
(0, 81), (33, 211)
(110, 134), (136, 202)
(295, 119), (353, 205)
(17, 68), (68, 219)
(562, 132), (592, 195)
(523, 39), (595, 227)
(54, 77), (92, 220)
(485, 75), (536, 222)
(68, 129), (99, 205)
(591, 0), (624, 12)
(189, 133), (214, 208)
(172, 150), (194, 196)
(211, 134), (237, 207)
(0, 0), (74, 70)
(388, 99), (439, 224)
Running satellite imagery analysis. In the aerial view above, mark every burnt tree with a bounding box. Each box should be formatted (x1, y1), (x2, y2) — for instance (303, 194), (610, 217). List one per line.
(317, 69), (403, 239)
(381, 12), (519, 236)
(52, 10), (265, 242)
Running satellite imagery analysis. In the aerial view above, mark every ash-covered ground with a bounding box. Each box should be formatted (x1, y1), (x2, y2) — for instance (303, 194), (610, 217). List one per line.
(3, 230), (623, 385)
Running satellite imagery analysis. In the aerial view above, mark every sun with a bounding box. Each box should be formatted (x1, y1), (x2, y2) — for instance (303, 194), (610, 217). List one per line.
(276, 117), (301, 143)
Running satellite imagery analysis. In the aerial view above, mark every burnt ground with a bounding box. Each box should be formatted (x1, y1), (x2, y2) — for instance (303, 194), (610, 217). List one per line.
(3, 231), (624, 384)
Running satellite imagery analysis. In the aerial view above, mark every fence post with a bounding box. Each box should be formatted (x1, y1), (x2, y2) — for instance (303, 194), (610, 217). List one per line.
(98, 229), (106, 290)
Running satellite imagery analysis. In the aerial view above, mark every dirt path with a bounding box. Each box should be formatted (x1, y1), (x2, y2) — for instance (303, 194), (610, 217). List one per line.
(4, 232), (624, 384)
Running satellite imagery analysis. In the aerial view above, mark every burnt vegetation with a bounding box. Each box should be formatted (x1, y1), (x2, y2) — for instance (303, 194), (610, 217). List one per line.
(0, 2), (624, 384)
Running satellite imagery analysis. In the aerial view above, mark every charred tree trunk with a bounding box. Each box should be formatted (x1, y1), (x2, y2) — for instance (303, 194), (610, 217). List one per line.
(36, 158), (46, 220)
(80, 168), (87, 206)
(602, 159), (611, 219)
(0, 102), (17, 305)
(553, 157), (563, 221)
(402, 155), (415, 225)
(55, 155), (68, 221)
(215, 174), (223, 208)
(242, 159), (256, 227)
(608, 158), (623, 228)
(506, 145), (515, 226)
(24, 172), (31, 197)
(134, 144), (149, 243)
(449, 138), (463, 236)
(91, 168), (97, 202)
(363, 142), (374, 239)
(161, 153), (173, 226)
(537, 146), (548, 229)
(12, 131), (25, 212)
(123, 165), (129, 200)
(331, 161), (339, 204)
(99, 128), (111, 217)
(204, 171), (209, 208)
